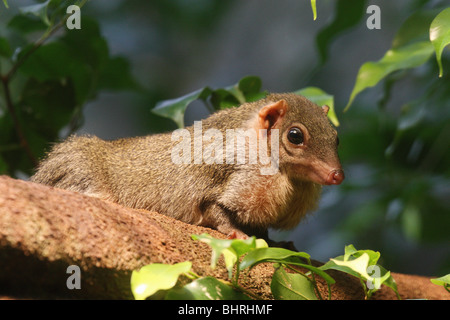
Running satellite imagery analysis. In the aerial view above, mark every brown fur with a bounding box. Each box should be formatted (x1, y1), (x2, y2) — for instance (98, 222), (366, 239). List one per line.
(31, 93), (342, 239)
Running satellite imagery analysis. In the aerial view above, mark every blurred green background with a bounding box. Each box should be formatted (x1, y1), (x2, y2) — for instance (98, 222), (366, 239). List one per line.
(0, 0), (449, 277)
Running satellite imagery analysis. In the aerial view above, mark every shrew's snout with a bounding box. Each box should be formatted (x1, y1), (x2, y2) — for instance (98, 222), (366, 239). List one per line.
(325, 169), (345, 185)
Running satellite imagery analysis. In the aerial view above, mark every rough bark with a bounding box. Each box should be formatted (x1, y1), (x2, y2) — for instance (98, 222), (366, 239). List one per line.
(0, 175), (447, 300)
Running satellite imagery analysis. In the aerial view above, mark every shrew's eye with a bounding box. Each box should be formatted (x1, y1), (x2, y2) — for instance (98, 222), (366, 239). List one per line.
(287, 127), (304, 145)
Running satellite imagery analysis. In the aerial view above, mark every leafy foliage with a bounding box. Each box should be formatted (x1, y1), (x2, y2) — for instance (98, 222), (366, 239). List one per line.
(0, 0), (138, 176)
(152, 76), (268, 128)
(430, 274), (450, 293)
(130, 234), (400, 300)
(345, 7), (449, 110)
(153, 75), (339, 128)
(166, 276), (252, 300)
(310, 0), (317, 21)
(271, 266), (317, 300)
(315, 0), (367, 66)
(430, 8), (450, 77)
(294, 87), (338, 126)
(319, 3), (450, 273)
(192, 233), (268, 279)
(319, 245), (399, 299)
(131, 261), (192, 300)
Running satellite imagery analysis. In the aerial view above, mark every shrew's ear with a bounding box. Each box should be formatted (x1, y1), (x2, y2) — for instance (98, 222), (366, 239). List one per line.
(321, 105), (330, 115)
(258, 99), (288, 130)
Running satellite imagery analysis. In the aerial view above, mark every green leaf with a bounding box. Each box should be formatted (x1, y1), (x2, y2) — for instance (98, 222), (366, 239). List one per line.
(281, 261), (336, 285)
(430, 7), (450, 77)
(217, 76), (260, 107)
(153, 87), (212, 128)
(366, 267), (394, 298)
(238, 75), (262, 96)
(343, 244), (358, 259)
(271, 267), (317, 300)
(373, 266), (400, 299)
(392, 9), (441, 49)
(345, 41), (434, 111)
(18, 41), (91, 104)
(19, 0), (51, 27)
(211, 76), (266, 110)
(236, 76), (267, 103)
(310, 0), (317, 21)
(316, 0), (366, 65)
(239, 247), (310, 270)
(327, 253), (373, 280)
(321, 245), (381, 279)
(7, 15), (49, 34)
(221, 248), (238, 277)
(20, 78), (77, 137)
(430, 274), (450, 292)
(343, 244), (380, 266)
(344, 8), (444, 111)
(255, 238), (269, 249)
(210, 88), (241, 110)
(166, 276), (252, 300)
(0, 37), (11, 57)
(19, 42), (77, 80)
(238, 76), (267, 103)
(152, 76), (265, 125)
(192, 233), (259, 277)
(130, 261), (192, 300)
(3, 0), (8, 9)
(320, 245), (400, 299)
(61, 17), (109, 70)
(98, 56), (140, 91)
(294, 86), (339, 126)
(221, 238), (267, 278)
